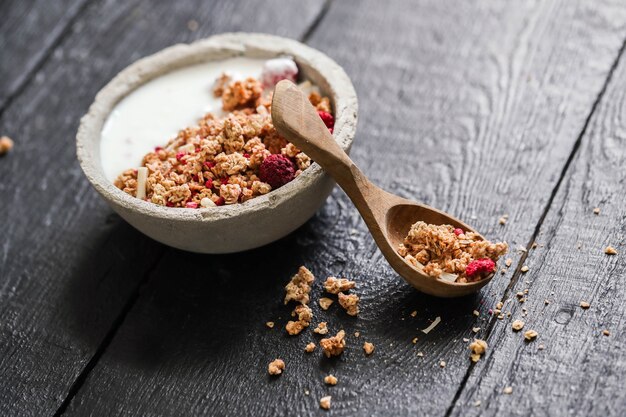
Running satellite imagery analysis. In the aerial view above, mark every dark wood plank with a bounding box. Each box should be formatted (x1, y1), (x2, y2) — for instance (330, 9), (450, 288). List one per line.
(0, 0), (90, 109)
(449, 43), (626, 417)
(61, 0), (626, 416)
(0, 1), (326, 416)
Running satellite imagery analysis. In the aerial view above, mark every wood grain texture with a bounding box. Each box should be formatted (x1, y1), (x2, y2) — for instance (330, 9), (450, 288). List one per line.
(0, 1), (326, 416)
(449, 42), (626, 417)
(0, 0), (90, 110)
(59, 0), (626, 416)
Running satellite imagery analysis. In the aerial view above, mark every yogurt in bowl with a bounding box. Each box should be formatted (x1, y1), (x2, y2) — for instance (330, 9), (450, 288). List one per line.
(76, 33), (358, 253)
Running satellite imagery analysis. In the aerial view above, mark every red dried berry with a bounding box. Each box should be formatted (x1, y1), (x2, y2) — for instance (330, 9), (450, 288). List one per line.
(185, 202), (198, 209)
(454, 228), (464, 236)
(175, 152), (185, 161)
(220, 176), (229, 184)
(215, 197), (225, 206)
(465, 258), (496, 278)
(195, 147), (201, 153)
(155, 146), (163, 152)
(204, 161), (215, 169)
(205, 179), (213, 189)
(318, 111), (334, 131)
(258, 154), (296, 189)
(243, 153), (250, 158)
(166, 202), (174, 207)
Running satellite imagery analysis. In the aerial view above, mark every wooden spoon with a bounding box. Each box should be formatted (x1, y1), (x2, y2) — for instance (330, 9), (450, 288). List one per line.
(272, 80), (494, 297)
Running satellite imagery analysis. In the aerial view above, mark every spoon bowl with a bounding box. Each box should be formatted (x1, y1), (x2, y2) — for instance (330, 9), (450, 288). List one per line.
(272, 80), (494, 297)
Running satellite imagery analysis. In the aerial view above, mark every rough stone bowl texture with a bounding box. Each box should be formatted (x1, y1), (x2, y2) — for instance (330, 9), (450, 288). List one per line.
(76, 33), (358, 253)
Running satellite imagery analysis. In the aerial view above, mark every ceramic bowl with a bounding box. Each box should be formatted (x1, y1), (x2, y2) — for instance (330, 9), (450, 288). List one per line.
(76, 33), (358, 253)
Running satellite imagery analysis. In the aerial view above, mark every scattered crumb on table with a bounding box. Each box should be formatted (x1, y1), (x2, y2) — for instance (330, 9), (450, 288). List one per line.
(0, 136), (14, 155)
(320, 396), (331, 410)
(268, 359), (285, 375)
(511, 320), (525, 331)
(524, 329), (538, 341)
(320, 330), (346, 358)
(324, 375), (338, 385)
(319, 297), (334, 310)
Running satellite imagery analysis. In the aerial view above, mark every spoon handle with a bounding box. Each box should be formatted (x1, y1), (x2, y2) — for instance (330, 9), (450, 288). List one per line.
(272, 80), (380, 213)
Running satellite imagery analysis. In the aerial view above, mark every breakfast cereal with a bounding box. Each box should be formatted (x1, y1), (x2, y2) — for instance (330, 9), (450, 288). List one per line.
(397, 221), (508, 283)
(114, 58), (332, 208)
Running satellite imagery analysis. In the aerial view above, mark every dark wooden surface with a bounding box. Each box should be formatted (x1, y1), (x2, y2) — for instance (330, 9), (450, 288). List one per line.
(1, 1), (625, 416)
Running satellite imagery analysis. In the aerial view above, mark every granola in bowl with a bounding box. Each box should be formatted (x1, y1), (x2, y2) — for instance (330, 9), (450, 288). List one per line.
(397, 221), (508, 283)
(114, 57), (333, 208)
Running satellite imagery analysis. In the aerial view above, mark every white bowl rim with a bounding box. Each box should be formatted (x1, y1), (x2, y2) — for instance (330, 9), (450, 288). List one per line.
(76, 32), (358, 223)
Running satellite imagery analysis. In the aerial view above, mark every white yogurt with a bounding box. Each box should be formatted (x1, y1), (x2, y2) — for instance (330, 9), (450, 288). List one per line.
(100, 57), (267, 181)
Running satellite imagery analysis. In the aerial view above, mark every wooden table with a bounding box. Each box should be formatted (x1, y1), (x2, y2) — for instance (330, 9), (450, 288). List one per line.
(1, 1), (625, 415)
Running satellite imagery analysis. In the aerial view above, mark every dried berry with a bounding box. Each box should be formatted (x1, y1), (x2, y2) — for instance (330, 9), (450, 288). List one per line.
(465, 258), (496, 278)
(185, 202), (198, 209)
(205, 179), (213, 189)
(215, 197), (225, 206)
(318, 111), (334, 131)
(259, 154), (296, 189)
(454, 228), (464, 236)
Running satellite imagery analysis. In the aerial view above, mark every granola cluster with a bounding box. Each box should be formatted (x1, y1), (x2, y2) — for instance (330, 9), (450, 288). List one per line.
(320, 330), (346, 358)
(114, 62), (332, 208)
(398, 221), (508, 282)
(285, 266), (316, 335)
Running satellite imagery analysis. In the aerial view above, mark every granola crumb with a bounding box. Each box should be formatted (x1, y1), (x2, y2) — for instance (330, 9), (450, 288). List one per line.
(266, 321), (275, 329)
(319, 297), (334, 310)
(602, 330), (610, 336)
(284, 266), (315, 305)
(324, 375), (338, 385)
(505, 258), (513, 267)
(474, 400), (482, 407)
(305, 342), (316, 353)
(320, 396), (331, 410)
(412, 337), (418, 344)
(338, 292), (360, 316)
(538, 344), (545, 350)
(472, 327), (480, 333)
(524, 329), (538, 341)
(544, 299), (550, 305)
(324, 277), (356, 294)
(417, 351), (424, 357)
(313, 322), (329, 335)
(580, 301), (590, 309)
(0, 136), (14, 155)
(496, 301), (504, 310)
(440, 360), (446, 368)
(320, 330), (346, 358)
(410, 310), (417, 317)
(354, 331), (360, 337)
(363, 342), (375, 355)
(268, 359), (285, 375)
(593, 207), (600, 215)
(503, 386), (513, 394)
(605, 246), (618, 255)
(520, 265), (529, 273)
(473, 310), (480, 317)
(286, 304), (312, 335)
(511, 320), (525, 331)
(469, 339), (488, 362)
(498, 215), (508, 225)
